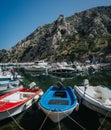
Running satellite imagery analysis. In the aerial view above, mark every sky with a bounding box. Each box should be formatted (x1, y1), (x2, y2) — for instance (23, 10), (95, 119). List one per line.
(0, 0), (111, 50)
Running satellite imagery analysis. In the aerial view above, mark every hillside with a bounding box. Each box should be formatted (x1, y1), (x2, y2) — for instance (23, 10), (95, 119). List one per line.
(0, 5), (111, 63)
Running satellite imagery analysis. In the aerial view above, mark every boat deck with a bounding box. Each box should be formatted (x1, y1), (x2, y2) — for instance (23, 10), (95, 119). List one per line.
(48, 99), (69, 105)
(0, 91), (36, 103)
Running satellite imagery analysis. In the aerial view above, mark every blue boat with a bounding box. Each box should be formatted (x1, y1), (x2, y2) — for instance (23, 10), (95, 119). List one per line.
(38, 82), (79, 123)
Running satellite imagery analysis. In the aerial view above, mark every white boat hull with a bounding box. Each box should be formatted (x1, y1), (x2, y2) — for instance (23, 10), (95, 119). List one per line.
(74, 86), (111, 118)
(39, 103), (76, 123)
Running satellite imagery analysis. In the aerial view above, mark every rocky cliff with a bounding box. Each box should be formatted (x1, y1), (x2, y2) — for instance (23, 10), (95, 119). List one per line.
(0, 5), (111, 63)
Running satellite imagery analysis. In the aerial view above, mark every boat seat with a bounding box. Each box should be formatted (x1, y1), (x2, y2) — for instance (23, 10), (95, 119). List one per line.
(54, 92), (67, 98)
(85, 87), (99, 98)
(48, 99), (69, 105)
(19, 93), (33, 99)
(94, 86), (111, 102)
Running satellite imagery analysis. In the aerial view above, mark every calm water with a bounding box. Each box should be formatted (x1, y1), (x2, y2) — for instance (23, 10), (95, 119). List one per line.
(0, 70), (111, 130)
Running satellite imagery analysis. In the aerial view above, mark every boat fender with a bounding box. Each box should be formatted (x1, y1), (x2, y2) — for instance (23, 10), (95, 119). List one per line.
(11, 76), (13, 80)
(39, 91), (44, 97)
(34, 95), (39, 101)
(25, 100), (32, 106)
(75, 103), (79, 111)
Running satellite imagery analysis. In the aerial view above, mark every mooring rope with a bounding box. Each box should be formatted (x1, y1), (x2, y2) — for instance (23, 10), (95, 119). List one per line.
(38, 110), (50, 130)
(98, 111), (109, 130)
(63, 111), (87, 130)
(58, 113), (61, 130)
(1, 105), (25, 130)
(0, 96), (40, 130)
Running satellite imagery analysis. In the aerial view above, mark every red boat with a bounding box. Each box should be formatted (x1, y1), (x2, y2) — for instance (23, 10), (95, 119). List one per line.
(0, 83), (43, 121)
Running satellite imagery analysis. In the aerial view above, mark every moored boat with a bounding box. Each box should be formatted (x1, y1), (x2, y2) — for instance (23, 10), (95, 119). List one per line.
(0, 67), (23, 81)
(48, 65), (76, 77)
(38, 82), (79, 123)
(0, 67), (23, 95)
(74, 79), (111, 118)
(0, 82), (20, 96)
(0, 82), (43, 121)
(23, 60), (50, 73)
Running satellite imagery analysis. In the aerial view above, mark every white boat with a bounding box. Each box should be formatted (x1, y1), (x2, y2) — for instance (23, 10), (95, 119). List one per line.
(39, 81), (79, 123)
(48, 62), (76, 77)
(24, 65), (47, 72)
(0, 82), (43, 121)
(0, 82), (20, 96)
(0, 67), (23, 89)
(0, 79), (20, 85)
(74, 79), (111, 118)
(23, 60), (50, 74)
(0, 67), (23, 81)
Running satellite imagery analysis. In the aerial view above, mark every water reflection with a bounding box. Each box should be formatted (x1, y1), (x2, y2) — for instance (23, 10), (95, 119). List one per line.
(18, 103), (100, 130)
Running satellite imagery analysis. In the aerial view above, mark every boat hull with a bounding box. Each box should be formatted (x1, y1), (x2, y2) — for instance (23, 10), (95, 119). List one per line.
(39, 85), (78, 123)
(0, 99), (33, 121)
(0, 80), (20, 96)
(48, 67), (76, 77)
(0, 88), (43, 121)
(74, 86), (111, 118)
(39, 103), (77, 123)
(0, 86), (20, 96)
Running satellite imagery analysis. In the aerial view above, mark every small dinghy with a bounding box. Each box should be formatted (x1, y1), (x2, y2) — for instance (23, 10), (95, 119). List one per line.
(74, 79), (111, 118)
(0, 82), (43, 121)
(39, 81), (79, 123)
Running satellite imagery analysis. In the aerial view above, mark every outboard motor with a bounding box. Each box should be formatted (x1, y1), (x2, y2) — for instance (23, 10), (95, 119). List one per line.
(55, 81), (64, 89)
(83, 79), (89, 86)
(29, 82), (38, 90)
(83, 79), (89, 90)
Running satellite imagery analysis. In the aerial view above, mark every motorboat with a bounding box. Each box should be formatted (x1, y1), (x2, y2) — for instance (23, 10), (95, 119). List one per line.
(0, 82), (20, 96)
(0, 79), (20, 85)
(38, 82), (79, 123)
(24, 60), (49, 72)
(0, 67), (23, 81)
(0, 82), (43, 121)
(0, 67), (23, 90)
(48, 62), (76, 77)
(0, 77), (22, 96)
(74, 79), (111, 118)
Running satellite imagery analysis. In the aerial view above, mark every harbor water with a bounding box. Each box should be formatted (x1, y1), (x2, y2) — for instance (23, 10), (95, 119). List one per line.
(0, 69), (111, 130)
